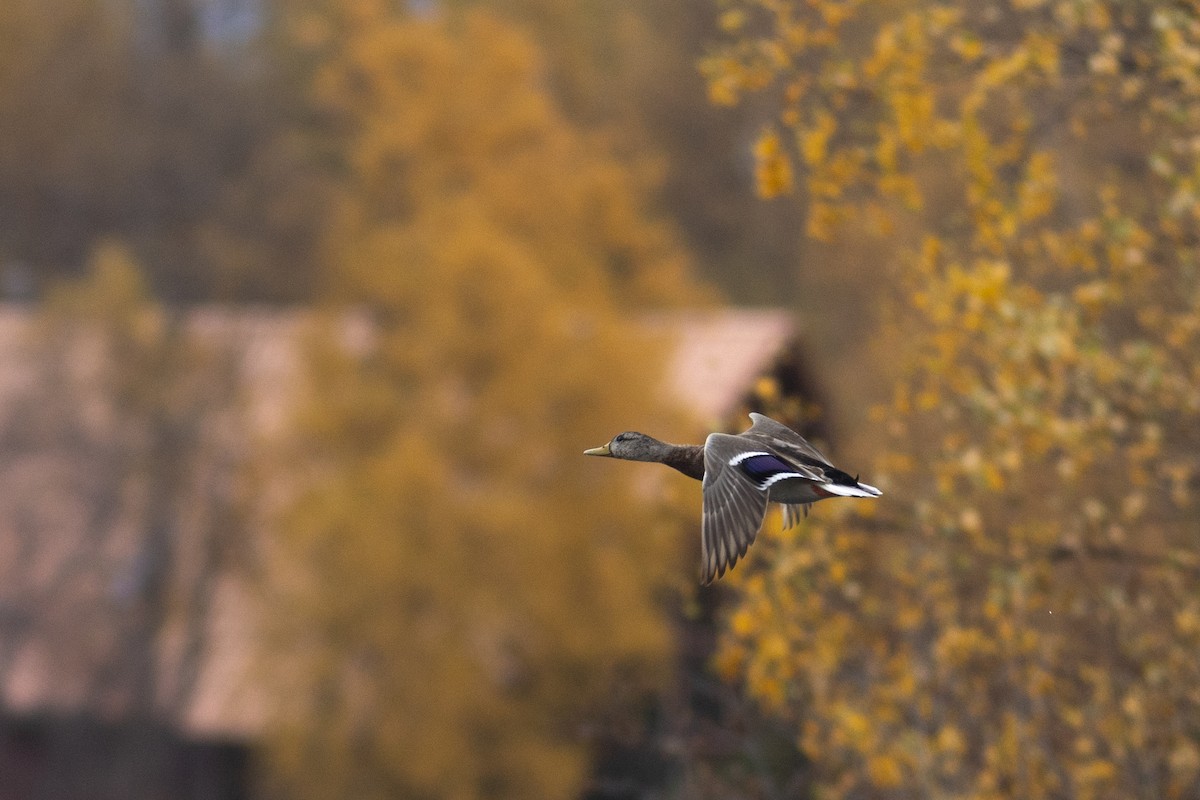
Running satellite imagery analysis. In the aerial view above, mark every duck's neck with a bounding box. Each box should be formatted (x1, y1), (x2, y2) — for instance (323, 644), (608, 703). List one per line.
(659, 444), (705, 481)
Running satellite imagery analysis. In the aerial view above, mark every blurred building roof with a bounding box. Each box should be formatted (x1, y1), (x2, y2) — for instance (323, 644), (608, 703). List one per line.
(651, 309), (800, 426)
(0, 305), (806, 740)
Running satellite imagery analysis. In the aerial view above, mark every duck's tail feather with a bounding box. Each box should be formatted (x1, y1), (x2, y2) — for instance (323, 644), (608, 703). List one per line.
(781, 503), (811, 530)
(822, 481), (882, 498)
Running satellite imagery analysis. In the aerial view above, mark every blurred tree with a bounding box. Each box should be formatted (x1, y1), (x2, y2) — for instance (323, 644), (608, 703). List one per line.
(259, 7), (707, 800)
(0, 0), (327, 301)
(706, 2), (1200, 797)
(0, 243), (249, 792)
(430, 0), (810, 304)
(0, 0), (811, 306)
(0, 0), (130, 282)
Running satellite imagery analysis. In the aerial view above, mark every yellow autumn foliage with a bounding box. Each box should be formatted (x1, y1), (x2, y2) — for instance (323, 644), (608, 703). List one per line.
(708, 1), (1200, 797)
(753, 128), (795, 199)
(260, 8), (705, 800)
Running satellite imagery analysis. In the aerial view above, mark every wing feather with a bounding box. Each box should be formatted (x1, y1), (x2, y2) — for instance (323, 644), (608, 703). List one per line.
(781, 503), (811, 530)
(695, 415), (879, 582)
(701, 433), (769, 583)
(745, 412), (833, 467)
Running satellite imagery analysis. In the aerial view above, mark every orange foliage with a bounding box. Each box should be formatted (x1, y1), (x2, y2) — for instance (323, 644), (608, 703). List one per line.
(261, 8), (704, 800)
(708, 2), (1200, 797)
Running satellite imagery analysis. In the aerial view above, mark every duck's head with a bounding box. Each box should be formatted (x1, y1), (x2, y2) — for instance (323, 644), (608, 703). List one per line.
(584, 431), (669, 462)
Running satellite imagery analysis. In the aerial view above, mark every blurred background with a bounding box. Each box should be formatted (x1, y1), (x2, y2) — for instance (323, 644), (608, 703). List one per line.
(0, 1), (1198, 798)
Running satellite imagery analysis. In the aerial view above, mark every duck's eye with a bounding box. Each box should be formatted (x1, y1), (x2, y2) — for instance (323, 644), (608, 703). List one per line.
(614, 433), (630, 443)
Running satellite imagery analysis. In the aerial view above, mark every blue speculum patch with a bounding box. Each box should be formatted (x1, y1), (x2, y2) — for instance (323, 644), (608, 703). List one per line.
(738, 453), (794, 481)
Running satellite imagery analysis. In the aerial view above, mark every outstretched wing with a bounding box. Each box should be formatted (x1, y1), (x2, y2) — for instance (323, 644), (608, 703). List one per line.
(700, 433), (769, 584)
(745, 413), (884, 499)
(744, 412), (833, 466)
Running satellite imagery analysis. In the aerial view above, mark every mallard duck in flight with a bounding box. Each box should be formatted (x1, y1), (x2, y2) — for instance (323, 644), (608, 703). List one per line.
(585, 413), (881, 583)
